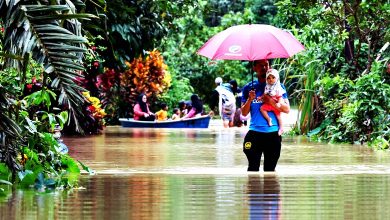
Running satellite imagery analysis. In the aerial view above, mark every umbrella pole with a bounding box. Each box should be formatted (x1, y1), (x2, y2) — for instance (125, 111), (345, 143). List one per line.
(250, 61), (254, 90)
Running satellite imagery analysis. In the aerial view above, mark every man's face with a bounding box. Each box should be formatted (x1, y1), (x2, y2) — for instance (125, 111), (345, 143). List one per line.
(253, 60), (269, 82)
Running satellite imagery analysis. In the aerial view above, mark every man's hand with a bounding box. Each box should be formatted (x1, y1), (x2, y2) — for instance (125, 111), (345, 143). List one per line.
(241, 89), (256, 116)
(208, 111), (215, 117)
(248, 90), (256, 102)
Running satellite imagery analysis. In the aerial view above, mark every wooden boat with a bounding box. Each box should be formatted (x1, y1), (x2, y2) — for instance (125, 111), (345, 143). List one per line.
(119, 115), (211, 128)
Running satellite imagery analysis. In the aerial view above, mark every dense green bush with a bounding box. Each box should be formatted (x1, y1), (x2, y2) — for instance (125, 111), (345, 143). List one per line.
(275, 1), (389, 148)
(316, 60), (389, 147)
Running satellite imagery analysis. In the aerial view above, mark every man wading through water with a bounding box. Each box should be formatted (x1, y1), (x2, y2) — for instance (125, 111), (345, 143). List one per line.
(209, 77), (236, 128)
(240, 60), (290, 171)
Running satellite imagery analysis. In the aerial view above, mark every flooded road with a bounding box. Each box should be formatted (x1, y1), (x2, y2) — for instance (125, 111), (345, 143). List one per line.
(1, 121), (390, 219)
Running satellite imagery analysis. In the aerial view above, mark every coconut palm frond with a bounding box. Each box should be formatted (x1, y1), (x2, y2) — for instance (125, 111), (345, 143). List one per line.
(0, 87), (22, 176)
(0, 89), (22, 137)
(2, 3), (97, 133)
(0, 131), (20, 176)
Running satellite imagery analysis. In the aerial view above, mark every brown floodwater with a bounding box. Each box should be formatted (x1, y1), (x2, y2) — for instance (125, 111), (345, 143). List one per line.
(1, 121), (390, 220)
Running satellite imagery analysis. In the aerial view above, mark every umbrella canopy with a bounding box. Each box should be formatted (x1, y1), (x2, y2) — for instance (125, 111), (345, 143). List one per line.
(197, 24), (305, 61)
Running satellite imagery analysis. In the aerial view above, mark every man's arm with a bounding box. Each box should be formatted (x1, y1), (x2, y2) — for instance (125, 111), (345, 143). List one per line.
(241, 90), (256, 116)
(262, 94), (290, 113)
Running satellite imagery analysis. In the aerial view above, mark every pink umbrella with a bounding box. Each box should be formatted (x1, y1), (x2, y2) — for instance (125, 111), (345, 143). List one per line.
(197, 24), (305, 61)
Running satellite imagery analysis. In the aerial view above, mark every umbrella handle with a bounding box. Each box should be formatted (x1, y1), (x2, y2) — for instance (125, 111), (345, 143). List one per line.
(250, 61), (254, 90)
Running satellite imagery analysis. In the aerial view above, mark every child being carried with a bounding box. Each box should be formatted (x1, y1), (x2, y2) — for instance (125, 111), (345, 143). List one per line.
(260, 69), (286, 135)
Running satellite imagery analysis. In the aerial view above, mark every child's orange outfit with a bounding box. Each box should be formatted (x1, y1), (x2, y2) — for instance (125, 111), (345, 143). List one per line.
(155, 110), (168, 121)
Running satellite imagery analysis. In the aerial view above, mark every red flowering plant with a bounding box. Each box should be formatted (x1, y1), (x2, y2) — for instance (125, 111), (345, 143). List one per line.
(82, 91), (107, 131)
(83, 91), (106, 120)
(97, 50), (171, 124)
(0, 19), (4, 35)
(62, 90), (107, 135)
(0, 60), (43, 99)
(78, 35), (106, 98)
(95, 68), (122, 124)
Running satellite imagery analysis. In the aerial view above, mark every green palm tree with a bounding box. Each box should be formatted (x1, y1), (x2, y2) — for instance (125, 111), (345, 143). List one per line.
(0, 0), (94, 176)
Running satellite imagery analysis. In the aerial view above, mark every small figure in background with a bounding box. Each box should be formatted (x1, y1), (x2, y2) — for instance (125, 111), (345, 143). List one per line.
(156, 103), (169, 121)
(182, 94), (203, 119)
(133, 93), (155, 121)
(178, 100), (188, 118)
(209, 77), (236, 127)
(171, 108), (181, 120)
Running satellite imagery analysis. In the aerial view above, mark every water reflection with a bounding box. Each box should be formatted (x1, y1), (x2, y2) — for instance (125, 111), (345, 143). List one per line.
(215, 129), (236, 167)
(2, 125), (390, 219)
(246, 174), (281, 219)
(2, 174), (390, 219)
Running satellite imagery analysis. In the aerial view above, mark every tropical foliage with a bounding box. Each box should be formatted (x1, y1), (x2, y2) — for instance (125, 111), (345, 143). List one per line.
(63, 91), (107, 135)
(97, 50), (171, 124)
(0, 0), (94, 188)
(81, 0), (203, 69)
(64, 35), (107, 135)
(275, 0), (389, 148)
(71, 1), (202, 122)
(76, 0), (277, 122)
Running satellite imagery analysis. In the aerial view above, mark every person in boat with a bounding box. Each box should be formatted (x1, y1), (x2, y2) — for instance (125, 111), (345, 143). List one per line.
(178, 100), (188, 118)
(133, 93), (155, 121)
(182, 94), (203, 119)
(156, 103), (169, 121)
(171, 108), (181, 120)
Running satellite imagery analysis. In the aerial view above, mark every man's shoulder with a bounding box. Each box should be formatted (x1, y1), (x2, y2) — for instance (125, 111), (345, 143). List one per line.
(216, 84), (233, 92)
(242, 81), (254, 88)
(242, 82), (252, 91)
(216, 85), (234, 96)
